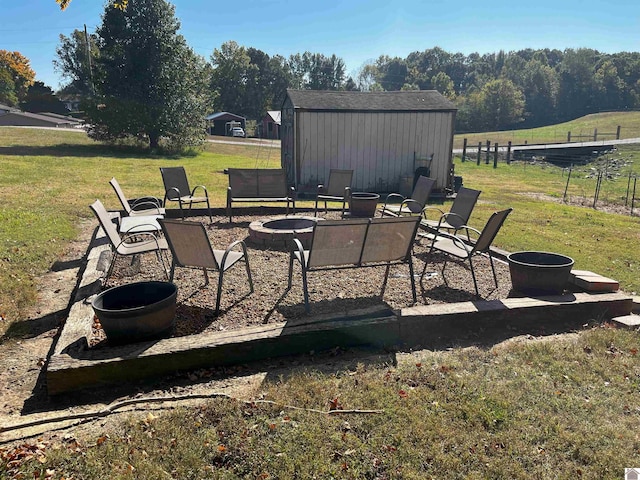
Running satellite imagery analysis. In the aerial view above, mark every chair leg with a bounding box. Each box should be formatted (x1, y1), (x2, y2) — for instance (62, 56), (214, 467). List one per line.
(178, 199), (185, 220)
(468, 257), (480, 297)
(408, 258), (417, 303)
(245, 258), (254, 293)
(215, 269), (224, 315)
(301, 268), (310, 313)
(488, 254), (499, 289)
(314, 197), (319, 217)
(104, 250), (117, 284)
(381, 263), (391, 297)
(206, 198), (212, 223)
(202, 268), (210, 286)
(169, 261), (176, 282)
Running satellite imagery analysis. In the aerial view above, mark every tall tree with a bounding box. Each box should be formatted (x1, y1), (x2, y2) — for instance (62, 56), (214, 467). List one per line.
(86, 0), (210, 150)
(478, 78), (525, 130)
(54, 29), (99, 95)
(0, 69), (18, 106)
(0, 50), (35, 102)
(210, 41), (254, 115)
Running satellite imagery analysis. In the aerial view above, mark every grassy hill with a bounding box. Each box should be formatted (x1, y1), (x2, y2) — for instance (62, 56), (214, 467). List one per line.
(453, 111), (640, 149)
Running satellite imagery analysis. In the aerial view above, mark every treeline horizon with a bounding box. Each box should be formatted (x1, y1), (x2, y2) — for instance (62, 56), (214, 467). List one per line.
(54, 30), (640, 133)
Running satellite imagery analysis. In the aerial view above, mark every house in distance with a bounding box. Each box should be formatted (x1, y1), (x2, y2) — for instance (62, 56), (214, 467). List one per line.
(280, 89), (457, 194)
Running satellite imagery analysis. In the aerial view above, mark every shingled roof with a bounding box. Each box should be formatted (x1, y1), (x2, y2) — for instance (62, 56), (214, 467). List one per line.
(286, 89), (457, 112)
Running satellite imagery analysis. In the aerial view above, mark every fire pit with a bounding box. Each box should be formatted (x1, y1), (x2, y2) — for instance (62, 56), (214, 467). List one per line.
(248, 215), (321, 249)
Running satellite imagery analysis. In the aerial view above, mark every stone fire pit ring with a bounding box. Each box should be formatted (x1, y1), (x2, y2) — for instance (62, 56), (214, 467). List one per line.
(248, 215), (322, 249)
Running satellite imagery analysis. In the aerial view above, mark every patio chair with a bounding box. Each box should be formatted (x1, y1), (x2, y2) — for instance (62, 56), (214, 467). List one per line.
(89, 199), (168, 284)
(420, 186), (481, 236)
(158, 219), (254, 315)
(109, 177), (165, 217)
(160, 166), (212, 221)
(380, 175), (435, 217)
(422, 208), (512, 297)
(314, 169), (353, 217)
(288, 216), (420, 312)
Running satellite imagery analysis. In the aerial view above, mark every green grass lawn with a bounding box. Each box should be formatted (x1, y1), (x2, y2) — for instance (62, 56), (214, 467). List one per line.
(2, 122), (640, 478)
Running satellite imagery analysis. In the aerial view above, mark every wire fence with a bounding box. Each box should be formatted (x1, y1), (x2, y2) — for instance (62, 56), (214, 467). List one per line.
(455, 148), (640, 217)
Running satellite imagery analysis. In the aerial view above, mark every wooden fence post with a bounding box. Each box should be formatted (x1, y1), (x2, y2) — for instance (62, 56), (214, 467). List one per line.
(616, 125), (621, 140)
(462, 138), (467, 162)
(507, 141), (512, 164)
(485, 140), (491, 164)
(477, 142), (482, 166)
(563, 167), (572, 202)
(593, 128), (598, 141)
(493, 143), (499, 168)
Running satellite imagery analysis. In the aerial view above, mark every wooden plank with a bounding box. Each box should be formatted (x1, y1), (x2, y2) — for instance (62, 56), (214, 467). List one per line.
(399, 292), (633, 348)
(47, 309), (399, 395)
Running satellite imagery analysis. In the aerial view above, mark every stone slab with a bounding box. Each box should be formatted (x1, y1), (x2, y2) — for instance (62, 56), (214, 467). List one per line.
(611, 314), (640, 328)
(569, 269), (619, 292)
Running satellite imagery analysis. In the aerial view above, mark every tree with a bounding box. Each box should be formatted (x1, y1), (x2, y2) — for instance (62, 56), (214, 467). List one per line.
(54, 29), (99, 95)
(432, 72), (455, 99)
(86, 0), (210, 150)
(478, 78), (525, 130)
(0, 69), (18, 106)
(20, 81), (68, 114)
(0, 50), (35, 102)
(210, 41), (254, 116)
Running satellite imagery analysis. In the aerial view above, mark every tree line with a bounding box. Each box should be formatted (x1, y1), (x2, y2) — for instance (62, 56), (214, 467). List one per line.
(27, 0), (640, 150)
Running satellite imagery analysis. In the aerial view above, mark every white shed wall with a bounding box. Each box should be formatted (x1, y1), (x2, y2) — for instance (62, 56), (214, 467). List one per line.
(290, 110), (455, 193)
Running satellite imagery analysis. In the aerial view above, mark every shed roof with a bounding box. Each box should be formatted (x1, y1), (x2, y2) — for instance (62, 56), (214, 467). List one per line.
(205, 111), (246, 121)
(265, 110), (281, 124)
(286, 89), (457, 112)
(0, 111), (75, 126)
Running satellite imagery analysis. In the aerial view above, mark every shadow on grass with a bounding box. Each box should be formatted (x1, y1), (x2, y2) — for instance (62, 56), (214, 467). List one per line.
(0, 143), (198, 159)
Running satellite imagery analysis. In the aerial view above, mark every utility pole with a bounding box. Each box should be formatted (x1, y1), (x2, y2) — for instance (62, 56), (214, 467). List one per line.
(84, 24), (95, 95)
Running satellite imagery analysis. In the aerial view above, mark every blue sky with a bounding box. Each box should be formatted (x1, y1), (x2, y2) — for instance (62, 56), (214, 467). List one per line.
(2, 0), (640, 91)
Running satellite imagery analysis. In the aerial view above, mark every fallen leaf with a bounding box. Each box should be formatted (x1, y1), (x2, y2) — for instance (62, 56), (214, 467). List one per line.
(217, 445), (227, 452)
(398, 390), (408, 398)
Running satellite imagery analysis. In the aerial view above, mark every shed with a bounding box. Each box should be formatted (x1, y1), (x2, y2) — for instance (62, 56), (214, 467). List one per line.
(261, 110), (281, 139)
(206, 112), (246, 137)
(281, 89), (457, 194)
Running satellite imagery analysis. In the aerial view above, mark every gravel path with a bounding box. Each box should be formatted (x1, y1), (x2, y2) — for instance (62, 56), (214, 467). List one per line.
(99, 212), (513, 346)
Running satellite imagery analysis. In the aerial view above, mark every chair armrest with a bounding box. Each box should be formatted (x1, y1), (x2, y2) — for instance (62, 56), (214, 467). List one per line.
(289, 185), (297, 199)
(400, 199), (423, 214)
(131, 196), (162, 209)
(382, 193), (406, 212)
(191, 185), (208, 198)
(130, 200), (163, 213)
(421, 205), (446, 219)
(121, 223), (159, 235)
(118, 231), (162, 248)
(317, 184), (326, 195)
(164, 187), (182, 203)
(220, 239), (249, 269)
(290, 238), (307, 268)
(430, 230), (473, 255)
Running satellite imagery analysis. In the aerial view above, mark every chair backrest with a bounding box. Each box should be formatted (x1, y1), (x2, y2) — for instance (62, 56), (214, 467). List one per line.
(325, 169), (353, 197)
(109, 178), (132, 214)
(89, 199), (124, 249)
(361, 216), (420, 263)
(228, 168), (288, 198)
(449, 187), (481, 228)
(307, 218), (369, 268)
(408, 176), (436, 213)
(159, 219), (219, 270)
(160, 167), (190, 201)
(473, 208), (513, 253)
(257, 169), (288, 198)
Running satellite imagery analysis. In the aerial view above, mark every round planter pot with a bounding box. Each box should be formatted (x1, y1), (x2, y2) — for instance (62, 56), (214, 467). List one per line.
(92, 281), (177, 345)
(507, 251), (574, 295)
(349, 192), (380, 217)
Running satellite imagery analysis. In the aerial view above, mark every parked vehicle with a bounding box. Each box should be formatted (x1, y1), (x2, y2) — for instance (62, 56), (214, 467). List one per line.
(231, 127), (245, 138)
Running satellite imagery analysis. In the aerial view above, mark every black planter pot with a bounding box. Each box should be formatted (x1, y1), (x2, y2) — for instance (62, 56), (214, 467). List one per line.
(507, 251), (574, 295)
(92, 281), (178, 345)
(349, 192), (380, 217)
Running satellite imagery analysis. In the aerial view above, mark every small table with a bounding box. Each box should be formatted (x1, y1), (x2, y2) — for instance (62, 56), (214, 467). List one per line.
(119, 214), (163, 235)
